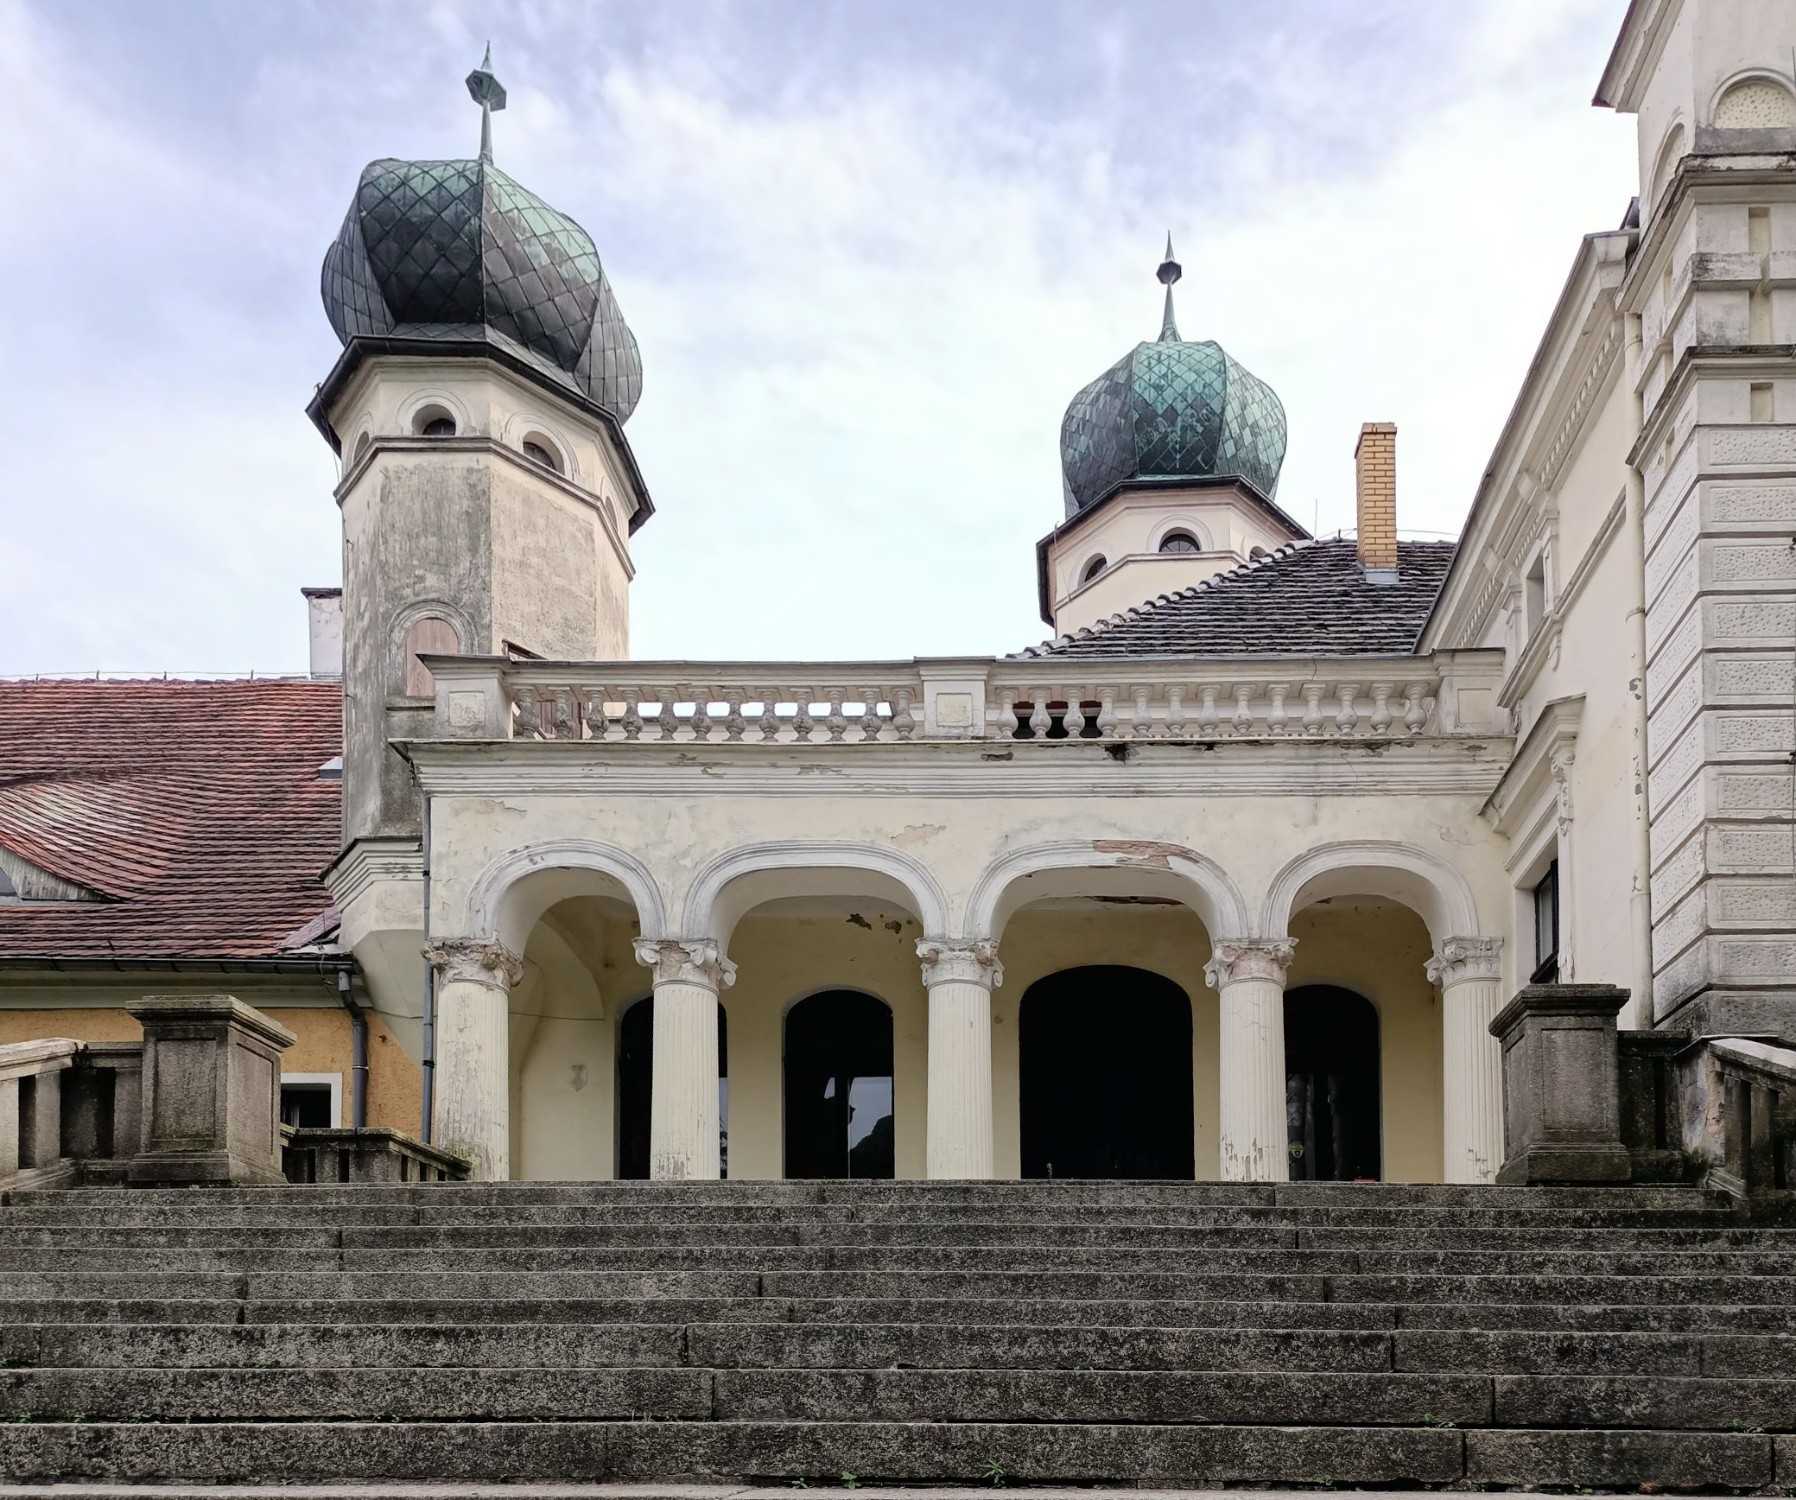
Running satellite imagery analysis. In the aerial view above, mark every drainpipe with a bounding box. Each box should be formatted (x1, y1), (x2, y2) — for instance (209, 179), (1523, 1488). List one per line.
(337, 969), (368, 1129)
(420, 790), (436, 1143)
(1624, 308), (1655, 1029)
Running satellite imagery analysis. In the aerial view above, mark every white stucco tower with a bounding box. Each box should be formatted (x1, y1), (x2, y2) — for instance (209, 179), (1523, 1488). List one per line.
(1602, 2), (1796, 1033)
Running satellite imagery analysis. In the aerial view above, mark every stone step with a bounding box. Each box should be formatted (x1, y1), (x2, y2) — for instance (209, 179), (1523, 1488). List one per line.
(0, 1270), (762, 1302)
(0, 1420), (1771, 1488)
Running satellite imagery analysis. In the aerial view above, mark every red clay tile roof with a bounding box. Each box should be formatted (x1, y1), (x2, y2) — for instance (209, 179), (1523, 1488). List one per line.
(0, 679), (343, 961)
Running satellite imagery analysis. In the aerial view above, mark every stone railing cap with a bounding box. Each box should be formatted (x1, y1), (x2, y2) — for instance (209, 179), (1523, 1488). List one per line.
(0, 1037), (81, 1082)
(281, 1124), (471, 1172)
(1489, 982), (1629, 1038)
(129, 994), (298, 1049)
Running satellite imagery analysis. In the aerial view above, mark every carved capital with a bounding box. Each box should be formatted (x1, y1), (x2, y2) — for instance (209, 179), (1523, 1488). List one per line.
(1426, 936), (1504, 987)
(916, 938), (1003, 990)
(424, 937), (524, 994)
(1203, 938), (1296, 989)
(632, 937), (736, 992)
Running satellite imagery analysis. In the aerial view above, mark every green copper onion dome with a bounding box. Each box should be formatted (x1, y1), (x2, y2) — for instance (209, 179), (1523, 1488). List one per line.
(1059, 238), (1285, 517)
(320, 47), (642, 421)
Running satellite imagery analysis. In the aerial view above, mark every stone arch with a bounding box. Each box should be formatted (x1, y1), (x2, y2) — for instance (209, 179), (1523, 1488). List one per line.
(387, 597), (475, 700)
(466, 838), (670, 952)
(964, 838), (1249, 943)
(1649, 119), (1687, 210)
(399, 388), (473, 438)
(1260, 839), (1479, 946)
(1711, 72), (1796, 130)
(1150, 517), (1211, 553)
(681, 840), (950, 950)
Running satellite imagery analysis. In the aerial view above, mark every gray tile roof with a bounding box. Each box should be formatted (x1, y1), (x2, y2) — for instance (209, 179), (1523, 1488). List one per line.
(1013, 538), (1457, 659)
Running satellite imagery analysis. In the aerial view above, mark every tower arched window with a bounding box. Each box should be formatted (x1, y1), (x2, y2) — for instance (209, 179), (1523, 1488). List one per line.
(402, 614), (461, 698)
(413, 405), (457, 438)
(521, 436), (563, 473)
(1158, 530), (1200, 554)
(1081, 555), (1108, 584)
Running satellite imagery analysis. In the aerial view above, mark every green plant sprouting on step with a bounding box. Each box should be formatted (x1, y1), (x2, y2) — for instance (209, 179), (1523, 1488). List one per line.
(982, 1457), (1009, 1487)
(840, 1472), (859, 1489)
(1421, 1412), (1458, 1429)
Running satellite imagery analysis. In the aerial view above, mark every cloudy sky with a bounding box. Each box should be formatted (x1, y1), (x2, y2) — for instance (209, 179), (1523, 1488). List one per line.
(1, 0), (1638, 674)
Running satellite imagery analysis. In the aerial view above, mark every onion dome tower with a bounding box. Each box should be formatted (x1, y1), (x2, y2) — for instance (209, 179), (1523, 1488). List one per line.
(1036, 239), (1306, 633)
(307, 46), (655, 848)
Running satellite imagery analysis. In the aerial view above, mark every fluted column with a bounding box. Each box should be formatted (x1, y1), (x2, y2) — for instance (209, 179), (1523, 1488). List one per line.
(1429, 936), (1506, 1184)
(633, 938), (735, 1181)
(918, 938), (1001, 1179)
(1205, 938), (1296, 1182)
(425, 938), (524, 1181)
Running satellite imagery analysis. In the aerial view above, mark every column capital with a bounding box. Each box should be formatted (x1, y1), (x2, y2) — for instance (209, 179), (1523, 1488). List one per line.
(1203, 937), (1296, 989)
(632, 937), (737, 993)
(916, 938), (1004, 990)
(424, 937), (523, 994)
(1427, 935), (1504, 987)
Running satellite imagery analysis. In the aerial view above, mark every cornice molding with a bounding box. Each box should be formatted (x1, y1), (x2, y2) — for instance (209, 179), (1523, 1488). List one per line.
(1482, 694), (1584, 837)
(324, 838), (424, 909)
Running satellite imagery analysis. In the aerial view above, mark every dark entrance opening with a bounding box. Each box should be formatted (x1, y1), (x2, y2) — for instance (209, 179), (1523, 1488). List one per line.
(784, 991), (895, 1178)
(617, 996), (729, 1179)
(1283, 985), (1381, 1181)
(1019, 966), (1194, 1179)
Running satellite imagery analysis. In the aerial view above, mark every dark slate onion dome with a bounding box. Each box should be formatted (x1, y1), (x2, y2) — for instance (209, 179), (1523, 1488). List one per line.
(319, 47), (642, 422)
(1060, 238), (1286, 517)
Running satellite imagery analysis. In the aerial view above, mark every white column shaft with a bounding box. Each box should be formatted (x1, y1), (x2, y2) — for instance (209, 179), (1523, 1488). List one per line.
(649, 979), (720, 1181)
(433, 978), (510, 1181)
(926, 979), (993, 1179)
(1442, 974), (1505, 1183)
(1217, 974), (1289, 1182)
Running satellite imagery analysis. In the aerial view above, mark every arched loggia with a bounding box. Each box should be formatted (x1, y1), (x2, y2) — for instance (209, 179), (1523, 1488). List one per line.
(1284, 984), (1381, 1182)
(784, 991), (895, 1179)
(617, 996), (729, 1179)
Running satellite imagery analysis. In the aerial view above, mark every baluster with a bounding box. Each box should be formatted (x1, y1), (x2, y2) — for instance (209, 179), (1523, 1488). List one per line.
(1131, 684), (1153, 739)
(1266, 683), (1289, 737)
(1302, 683), (1326, 735)
(578, 688), (605, 741)
(756, 689), (782, 742)
(552, 688), (576, 740)
(1403, 680), (1430, 735)
(698, 686), (727, 742)
(1165, 685), (1186, 739)
(1231, 683), (1255, 736)
(859, 687), (885, 742)
(1369, 682), (1393, 735)
(793, 688), (818, 743)
(1028, 694), (1051, 738)
(620, 689), (644, 741)
(1063, 688), (1086, 738)
(1196, 684), (1219, 737)
(997, 689), (1019, 738)
(723, 692), (748, 742)
(512, 685), (542, 739)
(1335, 682), (1360, 736)
(892, 686), (917, 740)
(1095, 688), (1117, 738)
(825, 688), (849, 742)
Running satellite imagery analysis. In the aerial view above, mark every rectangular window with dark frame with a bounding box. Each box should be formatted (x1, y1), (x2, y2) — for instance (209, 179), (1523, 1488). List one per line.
(1531, 860), (1560, 984)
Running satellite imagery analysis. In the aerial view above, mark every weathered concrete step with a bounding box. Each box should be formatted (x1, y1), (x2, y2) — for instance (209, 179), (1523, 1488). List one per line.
(0, 1273), (249, 1302)
(0, 1297), (784, 1327)
(761, 1271), (1330, 1302)
(1497, 1373), (1796, 1430)
(0, 1271), (763, 1302)
(0, 1366), (1491, 1426)
(0, 1366), (713, 1421)
(1335, 1271), (1796, 1304)
(779, 1298), (1396, 1329)
(0, 1420), (1767, 1488)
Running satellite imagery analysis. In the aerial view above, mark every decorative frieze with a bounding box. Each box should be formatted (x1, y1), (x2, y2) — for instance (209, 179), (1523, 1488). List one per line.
(631, 938), (737, 993)
(424, 938), (524, 994)
(916, 939), (1004, 990)
(1203, 938), (1296, 989)
(1426, 936), (1504, 987)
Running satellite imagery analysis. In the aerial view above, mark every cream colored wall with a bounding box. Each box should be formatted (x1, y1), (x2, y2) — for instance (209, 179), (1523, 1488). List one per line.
(1047, 486), (1297, 635)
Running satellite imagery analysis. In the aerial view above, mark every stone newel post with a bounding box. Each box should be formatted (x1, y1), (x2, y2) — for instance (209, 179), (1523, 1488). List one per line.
(634, 938), (734, 1181)
(918, 939), (1001, 1180)
(1205, 938), (1296, 1182)
(426, 938), (524, 1182)
(1429, 937), (1506, 1184)
(1489, 982), (1631, 1185)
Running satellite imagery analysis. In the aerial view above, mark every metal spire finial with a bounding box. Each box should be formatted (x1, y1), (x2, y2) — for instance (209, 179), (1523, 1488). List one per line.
(466, 42), (508, 164)
(1156, 232), (1182, 342)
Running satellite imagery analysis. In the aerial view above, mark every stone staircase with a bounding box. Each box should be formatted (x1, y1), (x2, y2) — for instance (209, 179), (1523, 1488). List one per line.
(0, 1180), (1793, 1491)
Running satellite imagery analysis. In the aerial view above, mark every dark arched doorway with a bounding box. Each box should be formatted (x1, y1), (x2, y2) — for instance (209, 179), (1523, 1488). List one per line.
(1284, 985), (1380, 1181)
(617, 996), (729, 1179)
(1020, 966), (1194, 1179)
(784, 991), (895, 1178)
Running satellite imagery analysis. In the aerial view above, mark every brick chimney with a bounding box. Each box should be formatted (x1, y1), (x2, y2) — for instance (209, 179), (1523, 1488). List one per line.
(1354, 422), (1398, 580)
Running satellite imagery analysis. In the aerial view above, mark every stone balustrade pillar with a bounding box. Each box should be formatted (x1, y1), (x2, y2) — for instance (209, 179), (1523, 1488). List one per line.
(426, 938), (524, 1182)
(918, 939), (1001, 1179)
(1429, 936), (1506, 1184)
(634, 938), (735, 1181)
(1205, 938), (1296, 1182)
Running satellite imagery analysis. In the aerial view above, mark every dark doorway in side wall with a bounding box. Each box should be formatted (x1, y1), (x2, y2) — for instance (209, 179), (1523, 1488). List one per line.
(1284, 985), (1381, 1181)
(784, 990), (895, 1179)
(1020, 966), (1195, 1179)
(617, 996), (730, 1179)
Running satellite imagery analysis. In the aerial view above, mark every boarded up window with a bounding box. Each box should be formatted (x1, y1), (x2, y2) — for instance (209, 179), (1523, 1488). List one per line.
(403, 615), (460, 698)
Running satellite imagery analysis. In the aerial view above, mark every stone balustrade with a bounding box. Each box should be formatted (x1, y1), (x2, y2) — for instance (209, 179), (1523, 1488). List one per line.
(428, 651), (1506, 745)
